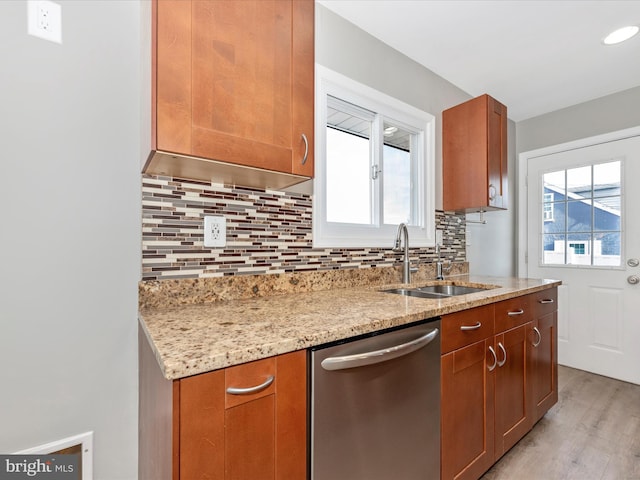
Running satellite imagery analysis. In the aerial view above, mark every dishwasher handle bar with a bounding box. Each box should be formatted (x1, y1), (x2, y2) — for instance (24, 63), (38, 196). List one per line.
(320, 328), (439, 371)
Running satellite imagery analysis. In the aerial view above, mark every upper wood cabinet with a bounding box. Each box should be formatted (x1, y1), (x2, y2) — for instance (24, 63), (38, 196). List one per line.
(145, 0), (315, 190)
(443, 94), (508, 212)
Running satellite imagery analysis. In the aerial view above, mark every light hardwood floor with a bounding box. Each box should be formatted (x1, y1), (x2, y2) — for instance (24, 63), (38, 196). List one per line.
(482, 365), (640, 480)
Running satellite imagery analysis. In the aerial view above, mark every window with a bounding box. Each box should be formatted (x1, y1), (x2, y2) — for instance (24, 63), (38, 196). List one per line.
(541, 160), (621, 267)
(314, 66), (435, 248)
(542, 193), (554, 221)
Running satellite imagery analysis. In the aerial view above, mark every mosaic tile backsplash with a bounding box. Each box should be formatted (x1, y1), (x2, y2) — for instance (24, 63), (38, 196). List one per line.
(142, 175), (466, 281)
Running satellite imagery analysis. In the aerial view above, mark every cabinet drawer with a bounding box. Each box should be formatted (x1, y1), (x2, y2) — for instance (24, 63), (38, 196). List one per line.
(531, 288), (558, 318)
(495, 295), (533, 332)
(225, 356), (276, 409)
(442, 304), (495, 354)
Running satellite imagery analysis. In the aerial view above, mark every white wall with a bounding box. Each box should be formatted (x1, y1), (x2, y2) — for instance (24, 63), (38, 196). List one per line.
(516, 86), (640, 154)
(0, 2), (141, 479)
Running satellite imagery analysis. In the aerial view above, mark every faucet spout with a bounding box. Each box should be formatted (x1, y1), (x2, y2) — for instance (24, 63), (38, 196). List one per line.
(393, 223), (411, 283)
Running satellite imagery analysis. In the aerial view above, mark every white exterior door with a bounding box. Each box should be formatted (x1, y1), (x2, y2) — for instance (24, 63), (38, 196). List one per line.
(521, 131), (640, 385)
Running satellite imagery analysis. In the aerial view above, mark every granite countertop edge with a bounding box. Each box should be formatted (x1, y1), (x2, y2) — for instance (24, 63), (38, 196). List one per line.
(139, 275), (561, 380)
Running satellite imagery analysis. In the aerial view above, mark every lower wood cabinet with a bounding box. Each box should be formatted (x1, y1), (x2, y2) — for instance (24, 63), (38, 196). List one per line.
(441, 287), (558, 480)
(139, 336), (307, 480)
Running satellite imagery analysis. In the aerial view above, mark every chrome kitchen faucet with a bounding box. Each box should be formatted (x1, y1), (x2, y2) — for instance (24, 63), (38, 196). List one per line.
(393, 223), (415, 284)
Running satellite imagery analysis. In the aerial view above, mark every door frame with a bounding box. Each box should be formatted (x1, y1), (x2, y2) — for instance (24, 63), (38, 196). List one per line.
(517, 125), (640, 278)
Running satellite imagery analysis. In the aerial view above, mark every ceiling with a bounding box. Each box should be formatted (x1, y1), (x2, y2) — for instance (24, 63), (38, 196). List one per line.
(317, 0), (640, 122)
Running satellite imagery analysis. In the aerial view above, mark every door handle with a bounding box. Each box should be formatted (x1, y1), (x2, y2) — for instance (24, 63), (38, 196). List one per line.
(488, 346), (498, 371)
(532, 327), (542, 347)
(497, 342), (507, 367)
(321, 328), (439, 371)
(226, 375), (274, 395)
(628, 275), (640, 285)
(301, 133), (309, 165)
(627, 258), (639, 267)
(460, 322), (482, 331)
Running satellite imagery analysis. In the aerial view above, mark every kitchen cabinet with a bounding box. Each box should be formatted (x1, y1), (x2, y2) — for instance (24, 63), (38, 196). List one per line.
(528, 289), (558, 425)
(443, 94), (508, 212)
(441, 304), (496, 480)
(145, 0), (314, 190)
(493, 296), (533, 459)
(441, 288), (558, 480)
(179, 352), (306, 480)
(139, 331), (307, 480)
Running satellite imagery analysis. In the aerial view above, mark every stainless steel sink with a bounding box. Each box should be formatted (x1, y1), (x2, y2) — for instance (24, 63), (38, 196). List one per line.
(415, 285), (488, 296)
(382, 284), (495, 299)
(382, 288), (446, 299)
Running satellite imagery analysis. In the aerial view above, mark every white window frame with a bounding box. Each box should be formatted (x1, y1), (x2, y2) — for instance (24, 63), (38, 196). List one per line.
(313, 66), (436, 248)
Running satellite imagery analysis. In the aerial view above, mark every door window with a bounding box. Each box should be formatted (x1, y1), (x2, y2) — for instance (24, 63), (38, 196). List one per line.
(541, 160), (621, 267)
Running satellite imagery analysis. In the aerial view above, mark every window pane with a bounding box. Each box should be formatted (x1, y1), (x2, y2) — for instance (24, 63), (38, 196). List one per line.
(594, 197), (621, 231)
(383, 122), (412, 225)
(567, 233), (591, 265)
(593, 161), (620, 198)
(593, 231), (621, 266)
(326, 126), (371, 224)
(543, 202), (565, 233)
(542, 234), (565, 265)
(567, 166), (592, 200)
(567, 199), (592, 232)
(543, 170), (565, 197)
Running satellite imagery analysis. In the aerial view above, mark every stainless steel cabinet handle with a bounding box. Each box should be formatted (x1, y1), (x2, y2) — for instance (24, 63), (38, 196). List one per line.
(532, 327), (542, 347)
(508, 309), (525, 316)
(488, 183), (497, 201)
(488, 346), (498, 372)
(538, 299), (554, 304)
(301, 133), (309, 165)
(226, 375), (274, 395)
(497, 342), (507, 367)
(460, 322), (482, 331)
(321, 328), (439, 371)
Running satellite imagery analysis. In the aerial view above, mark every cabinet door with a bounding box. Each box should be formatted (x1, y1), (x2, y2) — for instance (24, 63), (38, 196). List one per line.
(529, 312), (558, 424)
(442, 94), (507, 212)
(178, 351), (306, 480)
(441, 339), (495, 480)
(486, 95), (507, 209)
(179, 369), (226, 479)
(155, 0), (314, 177)
(494, 324), (530, 459)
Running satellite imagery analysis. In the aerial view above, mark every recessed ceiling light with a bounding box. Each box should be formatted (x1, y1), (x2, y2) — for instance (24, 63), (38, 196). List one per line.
(603, 25), (639, 45)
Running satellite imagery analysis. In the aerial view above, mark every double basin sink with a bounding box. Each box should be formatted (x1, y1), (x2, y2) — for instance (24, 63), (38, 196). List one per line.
(383, 283), (496, 299)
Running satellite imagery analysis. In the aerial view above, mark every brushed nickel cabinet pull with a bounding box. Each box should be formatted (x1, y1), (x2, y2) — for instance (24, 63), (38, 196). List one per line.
(301, 133), (309, 165)
(533, 327), (542, 347)
(488, 346), (498, 372)
(460, 322), (482, 331)
(539, 299), (554, 304)
(508, 309), (525, 316)
(497, 342), (507, 367)
(226, 375), (275, 395)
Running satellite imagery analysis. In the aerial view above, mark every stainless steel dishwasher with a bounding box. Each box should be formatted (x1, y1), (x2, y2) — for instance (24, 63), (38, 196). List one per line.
(311, 318), (441, 480)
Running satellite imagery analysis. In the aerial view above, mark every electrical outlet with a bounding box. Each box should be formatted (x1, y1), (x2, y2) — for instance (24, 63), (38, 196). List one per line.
(27, 0), (62, 44)
(204, 216), (226, 247)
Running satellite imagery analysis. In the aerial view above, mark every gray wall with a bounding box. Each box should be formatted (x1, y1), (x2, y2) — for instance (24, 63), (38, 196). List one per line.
(317, 5), (517, 276)
(517, 86), (640, 153)
(0, 2), (141, 478)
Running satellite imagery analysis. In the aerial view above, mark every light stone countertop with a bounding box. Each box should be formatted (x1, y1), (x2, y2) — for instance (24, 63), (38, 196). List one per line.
(139, 274), (561, 380)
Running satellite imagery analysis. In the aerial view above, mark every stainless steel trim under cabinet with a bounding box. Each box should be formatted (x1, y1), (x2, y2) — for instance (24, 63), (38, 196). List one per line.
(311, 318), (441, 480)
